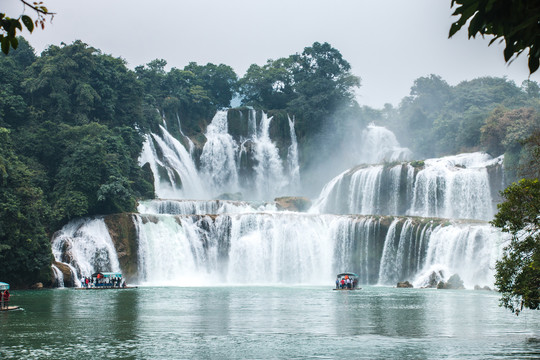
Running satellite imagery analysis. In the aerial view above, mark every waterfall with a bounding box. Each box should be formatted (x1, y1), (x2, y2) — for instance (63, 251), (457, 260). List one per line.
(252, 111), (288, 199)
(357, 123), (412, 164)
(409, 153), (499, 220)
(139, 126), (205, 199)
(414, 222), (504, 288)
(137, 199), (277, 215)
(51, 264), (65, 288)
(53, 118), (508, 290)
(51, 217), (122, 286)
(176, 113), (195, 156)
(287, 116), (301, 193)
(200, 110), (240, 195)
(141, 109), (300, 201)
(312, 152), (503, 221)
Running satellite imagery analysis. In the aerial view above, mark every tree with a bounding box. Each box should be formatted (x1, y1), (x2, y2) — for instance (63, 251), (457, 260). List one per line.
(449, 0), (540, 73)
(0, 127), (51, 286)
(493, 178), (540, 315)
(184, 62), (238, 109)
(1, 1), (53, 54)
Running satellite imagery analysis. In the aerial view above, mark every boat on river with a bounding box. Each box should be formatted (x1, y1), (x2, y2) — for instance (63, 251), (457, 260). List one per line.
(0, 282), (19, 311)
(76, 272), (136, 290)
(334, 273), (360, 290)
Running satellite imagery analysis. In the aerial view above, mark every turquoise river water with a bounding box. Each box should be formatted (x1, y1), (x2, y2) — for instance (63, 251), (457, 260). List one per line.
(1, 286), (540, 359)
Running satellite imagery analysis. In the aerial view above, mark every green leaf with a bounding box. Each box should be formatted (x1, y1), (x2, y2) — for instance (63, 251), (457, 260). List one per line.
(529, 55), (539, 74)
(21, 15), (34, 33)
(449, 22), (464, 38)
(1, 36), (10, 55)
(9, 36), (18, 50)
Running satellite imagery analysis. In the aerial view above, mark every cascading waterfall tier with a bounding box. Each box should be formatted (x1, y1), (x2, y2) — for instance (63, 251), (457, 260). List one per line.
(140, 109), (300, 201)
(137, 199), (277, 215)
(51, 211), (507, 288)
(311, 152), (504, 221)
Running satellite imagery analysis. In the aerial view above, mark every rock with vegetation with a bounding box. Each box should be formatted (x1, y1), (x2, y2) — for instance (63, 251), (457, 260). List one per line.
(274, 197), (312, 212)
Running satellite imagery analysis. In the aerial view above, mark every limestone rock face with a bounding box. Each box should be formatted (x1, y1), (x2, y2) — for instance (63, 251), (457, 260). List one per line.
(53, 261), (74, 287)
(274, 197), (312, 212)
(104, 213), (139, 283)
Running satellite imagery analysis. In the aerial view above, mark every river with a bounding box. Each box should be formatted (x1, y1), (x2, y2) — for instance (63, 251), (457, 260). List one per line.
(1, 286), (540, 359)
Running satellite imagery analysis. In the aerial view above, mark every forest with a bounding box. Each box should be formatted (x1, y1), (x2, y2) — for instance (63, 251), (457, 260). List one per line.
(1, 37), (539, 287)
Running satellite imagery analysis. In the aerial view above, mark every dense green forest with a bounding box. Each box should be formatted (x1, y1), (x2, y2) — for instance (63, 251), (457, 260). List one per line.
(0, 38), (539, 287)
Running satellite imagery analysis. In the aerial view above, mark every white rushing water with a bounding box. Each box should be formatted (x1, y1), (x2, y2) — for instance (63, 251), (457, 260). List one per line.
(51, 217), (121, 286)
(137, 199), (277, 215)
(55, 115), (507, 291)
(139, 126), (205, 199)
(127, 212), (505, 288)
(357, 123), (412, 164)
(51, 264), (65, 288)
(200, 110), (240, 195)
(311, 152), (503, 221)
(141, 109), (300, 200)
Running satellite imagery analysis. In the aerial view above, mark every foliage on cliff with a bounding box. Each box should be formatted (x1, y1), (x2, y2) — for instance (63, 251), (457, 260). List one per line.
(239, 42), (360, 137)
(0, 127), (51, 286)
(0, 39), (154, 230)
(135, 59), (238, 138)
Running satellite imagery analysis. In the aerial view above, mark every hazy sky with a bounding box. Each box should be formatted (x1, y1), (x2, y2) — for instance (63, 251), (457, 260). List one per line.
(5, 0), (535, 108)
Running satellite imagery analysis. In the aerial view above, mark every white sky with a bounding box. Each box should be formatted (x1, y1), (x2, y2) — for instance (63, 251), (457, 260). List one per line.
(5, 0), (536, 108)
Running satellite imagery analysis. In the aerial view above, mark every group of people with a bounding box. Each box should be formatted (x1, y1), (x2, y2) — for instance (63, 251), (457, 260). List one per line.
(1, 290), (10, 309)
(336, 277), (358, 289)
(82, 276), (125, 288)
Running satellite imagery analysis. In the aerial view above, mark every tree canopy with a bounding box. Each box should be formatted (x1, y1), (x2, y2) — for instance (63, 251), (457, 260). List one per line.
(493, 178), (540, 314)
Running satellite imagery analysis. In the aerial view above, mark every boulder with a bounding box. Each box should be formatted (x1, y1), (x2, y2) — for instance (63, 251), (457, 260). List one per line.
(274, 196), (312, 212)
(437, 274), (465, 290)
(397, 281), (413, 288)
(31, 282), (43, 289)
(425, 271), (444, 288)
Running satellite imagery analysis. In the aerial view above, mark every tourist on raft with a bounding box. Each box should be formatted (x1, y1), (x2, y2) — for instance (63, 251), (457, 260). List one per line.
(2, 290), (10, 309)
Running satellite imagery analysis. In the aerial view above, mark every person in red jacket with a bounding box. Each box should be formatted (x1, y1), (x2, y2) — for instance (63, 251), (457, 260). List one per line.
(2, 290), (9, 309)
